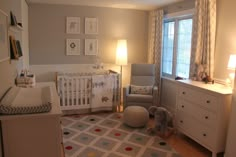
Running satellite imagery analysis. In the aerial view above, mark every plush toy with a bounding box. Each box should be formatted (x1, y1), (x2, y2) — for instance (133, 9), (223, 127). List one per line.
(147, 106), (173, 137)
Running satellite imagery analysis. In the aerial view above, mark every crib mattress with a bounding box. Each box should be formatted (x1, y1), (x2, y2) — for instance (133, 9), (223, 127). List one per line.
(0, 86), (52, 115)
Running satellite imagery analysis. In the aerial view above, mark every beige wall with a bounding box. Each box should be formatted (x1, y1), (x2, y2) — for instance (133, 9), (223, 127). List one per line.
(214, 0), (236, 80)
(29, 4), (148, 65)
(0, 0), (28, 98)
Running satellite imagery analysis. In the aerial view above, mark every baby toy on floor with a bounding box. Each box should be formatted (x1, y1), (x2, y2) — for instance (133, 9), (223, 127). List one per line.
(147, 106), (174, 138)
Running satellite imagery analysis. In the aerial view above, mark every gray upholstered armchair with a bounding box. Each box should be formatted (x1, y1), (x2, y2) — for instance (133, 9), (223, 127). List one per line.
(123, 64), (158, 110)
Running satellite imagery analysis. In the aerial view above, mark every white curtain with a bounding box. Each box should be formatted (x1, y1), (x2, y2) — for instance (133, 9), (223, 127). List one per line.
(190, 0), (216, 81)
(148, 9), (163, 105)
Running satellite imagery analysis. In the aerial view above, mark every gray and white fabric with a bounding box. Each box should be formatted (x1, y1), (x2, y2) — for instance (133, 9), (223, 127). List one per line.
(91, 75), (114, 112)
(190, 0), (216, 80)
(147, 9), (163, 105)
(0, 86), (52, 114)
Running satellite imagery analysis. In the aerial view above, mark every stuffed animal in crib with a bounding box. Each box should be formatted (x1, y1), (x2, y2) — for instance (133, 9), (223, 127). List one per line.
(147, 106), (173, 137)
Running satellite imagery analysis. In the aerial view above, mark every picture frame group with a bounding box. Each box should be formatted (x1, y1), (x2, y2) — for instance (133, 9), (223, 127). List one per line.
(66, 39), (98, 56)
(66, 16), (98, 56)
(66, 17), (98, 35)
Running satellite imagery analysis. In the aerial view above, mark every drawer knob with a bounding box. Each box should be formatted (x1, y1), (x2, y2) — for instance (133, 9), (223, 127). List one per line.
(182, 92), (185, 95)
(205, 116), (209, 119)
(180, 120), (183, 123)
(181, 105), (184, 108)
(206, 100), (210, 103)
(203, 133), (207, 137)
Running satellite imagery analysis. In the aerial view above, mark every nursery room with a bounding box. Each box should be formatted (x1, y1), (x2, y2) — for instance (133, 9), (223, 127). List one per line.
(0, 0), (236, 157)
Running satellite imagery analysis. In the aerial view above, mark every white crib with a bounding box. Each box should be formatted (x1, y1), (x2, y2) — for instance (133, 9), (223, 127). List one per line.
(56, 71), (120, 111)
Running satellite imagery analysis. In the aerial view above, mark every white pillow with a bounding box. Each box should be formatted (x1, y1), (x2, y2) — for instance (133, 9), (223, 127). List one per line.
(130, 85), (153, 95)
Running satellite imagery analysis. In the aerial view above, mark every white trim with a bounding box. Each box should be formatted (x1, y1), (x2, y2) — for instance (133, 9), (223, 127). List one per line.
(164, 8), (195, 20)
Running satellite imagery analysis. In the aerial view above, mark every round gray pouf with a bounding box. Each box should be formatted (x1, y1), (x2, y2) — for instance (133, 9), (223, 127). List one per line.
(123, 106), (149, 127)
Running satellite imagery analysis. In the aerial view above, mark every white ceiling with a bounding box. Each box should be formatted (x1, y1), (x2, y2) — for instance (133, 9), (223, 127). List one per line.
(26, 0), (184, 10)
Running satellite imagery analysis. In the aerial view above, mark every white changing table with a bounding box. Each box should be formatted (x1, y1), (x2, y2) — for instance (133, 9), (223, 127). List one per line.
(0, 82), (64, 157)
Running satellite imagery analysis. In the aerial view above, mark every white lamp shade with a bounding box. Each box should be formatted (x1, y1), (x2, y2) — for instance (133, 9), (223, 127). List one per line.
(116, 39), (127, 65)
(227, 54), (236, 69)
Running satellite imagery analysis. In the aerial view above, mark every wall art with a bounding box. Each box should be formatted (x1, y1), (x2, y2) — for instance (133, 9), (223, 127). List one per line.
(85, 39), (98, 55)
(85, 18), (98, 34)
(66, 39), (80, 55)
(66, 17), (80, 34)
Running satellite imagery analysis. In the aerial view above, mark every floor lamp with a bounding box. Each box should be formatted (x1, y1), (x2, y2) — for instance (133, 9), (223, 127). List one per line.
(116, 39), (128, 112)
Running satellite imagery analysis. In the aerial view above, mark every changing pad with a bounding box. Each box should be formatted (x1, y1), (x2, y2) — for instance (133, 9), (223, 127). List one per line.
(0, 86), (52, 115)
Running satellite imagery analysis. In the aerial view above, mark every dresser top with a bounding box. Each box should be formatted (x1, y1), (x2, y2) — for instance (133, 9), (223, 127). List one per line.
(177, 80), (233, 95)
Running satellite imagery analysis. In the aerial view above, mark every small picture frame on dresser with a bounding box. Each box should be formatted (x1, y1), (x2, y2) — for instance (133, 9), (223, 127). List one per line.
(0, 9), (9, 62)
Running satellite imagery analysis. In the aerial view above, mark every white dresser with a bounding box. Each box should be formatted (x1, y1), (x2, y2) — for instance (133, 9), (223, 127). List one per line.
(176, 80), (232, 157)
(0, 82), (63, 157)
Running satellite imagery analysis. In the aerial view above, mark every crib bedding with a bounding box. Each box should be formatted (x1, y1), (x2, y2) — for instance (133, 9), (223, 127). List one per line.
(0, 86), (52, 115)
(57, 71), (120, 112)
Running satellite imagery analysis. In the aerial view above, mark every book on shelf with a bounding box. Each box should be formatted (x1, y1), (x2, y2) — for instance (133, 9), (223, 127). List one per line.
(10, 11), (17, 26)
(9, 35), (19, 59)
(16, 40), (23, 57)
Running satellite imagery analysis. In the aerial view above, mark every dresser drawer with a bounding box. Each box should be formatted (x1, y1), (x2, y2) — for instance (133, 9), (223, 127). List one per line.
(177, 112), (215, 148)
(177, 100), (217, 128)
(178, 86), (218, 112)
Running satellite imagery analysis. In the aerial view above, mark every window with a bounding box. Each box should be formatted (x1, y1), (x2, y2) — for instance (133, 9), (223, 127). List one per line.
(162, 14), (193, 79)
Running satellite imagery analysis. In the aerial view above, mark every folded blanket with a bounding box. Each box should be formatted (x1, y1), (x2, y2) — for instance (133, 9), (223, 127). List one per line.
(91, 75), (114, 112)
(0, 86), (52, 115)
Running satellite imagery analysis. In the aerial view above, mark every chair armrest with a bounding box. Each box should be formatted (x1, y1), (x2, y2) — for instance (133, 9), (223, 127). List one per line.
(123, 85), (130, 96)
(123, 85), (130, 108)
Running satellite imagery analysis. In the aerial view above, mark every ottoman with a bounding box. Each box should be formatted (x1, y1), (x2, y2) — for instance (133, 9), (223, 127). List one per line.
(123, 106), (149, 127)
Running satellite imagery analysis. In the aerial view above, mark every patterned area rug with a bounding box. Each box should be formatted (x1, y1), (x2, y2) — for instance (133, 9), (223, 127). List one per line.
(61, 112), (182, 157)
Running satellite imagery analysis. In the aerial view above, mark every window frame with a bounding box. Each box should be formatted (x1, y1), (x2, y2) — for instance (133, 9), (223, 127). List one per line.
(162, 10), (194, 79)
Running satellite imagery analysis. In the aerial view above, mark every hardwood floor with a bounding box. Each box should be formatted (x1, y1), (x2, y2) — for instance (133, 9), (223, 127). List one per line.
(166, 133), (212, 157)
(147, 118), (224, 157)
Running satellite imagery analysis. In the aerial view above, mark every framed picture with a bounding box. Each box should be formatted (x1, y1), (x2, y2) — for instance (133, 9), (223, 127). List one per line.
(66, 39), (80, 55)
(85, 18), (98, 34)
(85, 39), (98, 55)
(66, 17), (80, 34)
(0, 9), (9, 62)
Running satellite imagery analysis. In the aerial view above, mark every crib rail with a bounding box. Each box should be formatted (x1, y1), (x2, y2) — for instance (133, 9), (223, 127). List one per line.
(57, 75), (92, 110)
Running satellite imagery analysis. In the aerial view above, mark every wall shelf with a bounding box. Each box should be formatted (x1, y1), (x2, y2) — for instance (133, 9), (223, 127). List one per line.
(9, 25), (23, 33)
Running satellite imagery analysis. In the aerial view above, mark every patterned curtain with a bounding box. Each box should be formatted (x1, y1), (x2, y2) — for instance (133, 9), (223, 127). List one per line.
(190, 0), (216, 81)
(148, 9), (163, 106)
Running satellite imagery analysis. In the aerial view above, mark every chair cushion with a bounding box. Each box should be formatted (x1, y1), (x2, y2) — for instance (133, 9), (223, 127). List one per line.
(131, 64), (155, 86)
(126, 94), (153, 103)
(131, 64), (155, 76)
(130, 85), (153, 95)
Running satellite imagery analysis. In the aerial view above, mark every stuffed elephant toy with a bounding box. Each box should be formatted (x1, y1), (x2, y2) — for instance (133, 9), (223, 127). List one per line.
(148, 106), (173, 135)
